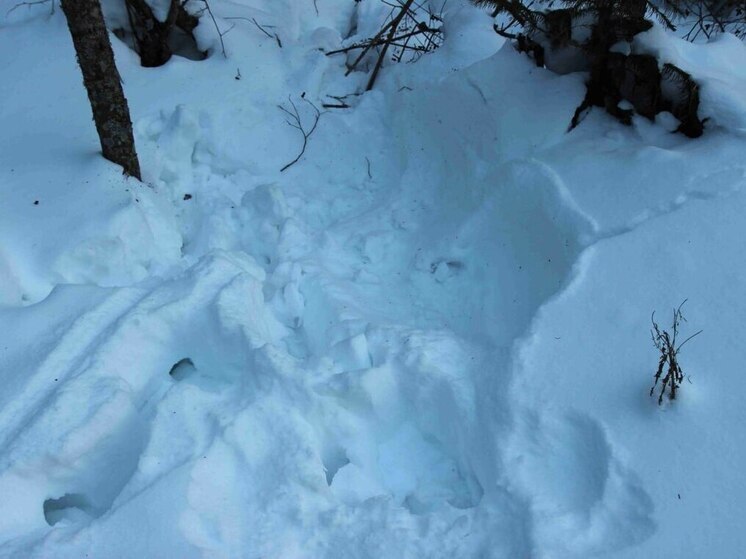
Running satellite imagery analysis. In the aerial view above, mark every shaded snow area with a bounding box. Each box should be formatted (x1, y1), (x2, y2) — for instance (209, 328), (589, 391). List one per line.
(1, 1), (746, 557)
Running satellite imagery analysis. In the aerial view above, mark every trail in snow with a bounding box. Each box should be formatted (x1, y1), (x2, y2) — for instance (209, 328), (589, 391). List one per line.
(3, 1), (746, 557)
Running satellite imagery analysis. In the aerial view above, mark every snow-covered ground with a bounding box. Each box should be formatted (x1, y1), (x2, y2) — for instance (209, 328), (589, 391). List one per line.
(1, 1), (746, 557)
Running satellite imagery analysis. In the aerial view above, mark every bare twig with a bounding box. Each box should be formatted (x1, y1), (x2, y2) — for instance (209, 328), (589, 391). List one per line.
(200, 0), (228, 57)
(340, 18), (398, 76)
(368, 0), (419, 89)
(322, 94), (351, 108)
(7, 0), (54, 16)
(325, 26), (440, 56)
(321, 92), (361, 109)
(278, 96), (323, 172)
(677, 329), (703, 352)
(326, 0), (443, 87)
(674, 0), (746, 41)
(224, 16), (283, 47)
(228, 16), (270, 37)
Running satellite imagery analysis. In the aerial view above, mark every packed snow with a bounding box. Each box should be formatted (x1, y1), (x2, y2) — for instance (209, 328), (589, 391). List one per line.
(1, 0), (746, 557)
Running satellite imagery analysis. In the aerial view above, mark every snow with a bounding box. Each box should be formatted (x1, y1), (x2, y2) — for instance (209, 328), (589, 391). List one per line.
(1, 0), (746, 557)
(634, 27), (746, 131)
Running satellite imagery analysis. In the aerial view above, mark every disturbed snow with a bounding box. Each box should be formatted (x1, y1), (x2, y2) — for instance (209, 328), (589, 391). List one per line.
(1, 1), (746, 557)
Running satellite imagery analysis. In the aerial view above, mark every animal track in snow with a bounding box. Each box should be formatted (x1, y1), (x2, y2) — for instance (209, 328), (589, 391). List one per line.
(313, 328), (486, 515)
(408, 159), (595, 345)
(0, 252), (281, 546)
(43, 493), (95, 527)
(168, 358), (196, 382)
(506, 409), (654, 557)
(327, 422), (482, 514)
(321, 443), (350, 486)
(512, 412), (611, 515)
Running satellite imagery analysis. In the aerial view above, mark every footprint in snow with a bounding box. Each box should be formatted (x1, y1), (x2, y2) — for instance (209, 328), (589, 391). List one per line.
(507, 409), (654, 557)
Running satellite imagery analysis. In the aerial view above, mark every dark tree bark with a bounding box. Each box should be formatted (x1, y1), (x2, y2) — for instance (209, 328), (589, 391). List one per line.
(125, 0), (174, 67)
(61, 0), (141, 179)
(124, 0), (201, 68)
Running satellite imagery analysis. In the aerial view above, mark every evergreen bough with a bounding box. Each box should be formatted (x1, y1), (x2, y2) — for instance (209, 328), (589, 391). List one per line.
(472, 0), (726, 136)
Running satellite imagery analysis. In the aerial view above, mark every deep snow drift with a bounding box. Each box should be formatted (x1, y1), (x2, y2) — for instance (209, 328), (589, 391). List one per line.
(1, 1), (746, 557)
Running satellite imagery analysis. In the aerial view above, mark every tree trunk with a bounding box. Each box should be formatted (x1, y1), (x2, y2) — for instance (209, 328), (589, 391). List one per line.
(124, 0), (201, 68)
(61, 0), (141, 180)
(125, 0), (173, 67)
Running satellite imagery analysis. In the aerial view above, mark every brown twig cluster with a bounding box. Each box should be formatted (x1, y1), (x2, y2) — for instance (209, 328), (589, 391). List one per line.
(326, 0), (445, 91)
(650, 300), (702, 405)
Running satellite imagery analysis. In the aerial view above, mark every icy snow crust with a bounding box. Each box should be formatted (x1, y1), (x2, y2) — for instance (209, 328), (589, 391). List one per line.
(1, 1), (746, 557)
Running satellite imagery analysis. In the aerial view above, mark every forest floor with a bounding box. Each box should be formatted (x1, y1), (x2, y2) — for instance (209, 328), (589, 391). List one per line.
(1, 1), (746, 557)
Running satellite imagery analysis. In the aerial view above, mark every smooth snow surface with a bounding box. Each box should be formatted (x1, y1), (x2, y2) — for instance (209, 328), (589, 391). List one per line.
(1, 1), (746, 557)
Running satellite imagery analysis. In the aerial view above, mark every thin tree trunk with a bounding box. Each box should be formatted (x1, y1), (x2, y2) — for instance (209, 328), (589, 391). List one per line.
(61, 0), (141, 180)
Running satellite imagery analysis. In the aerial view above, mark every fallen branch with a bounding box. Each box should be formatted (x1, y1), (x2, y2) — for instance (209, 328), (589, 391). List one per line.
(325, 26), (440, 56)
(278, 95), (323, 172)
(367, 0), (414, 90)
(326, 0), (443, 89)
(321, 94), (353, 108)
